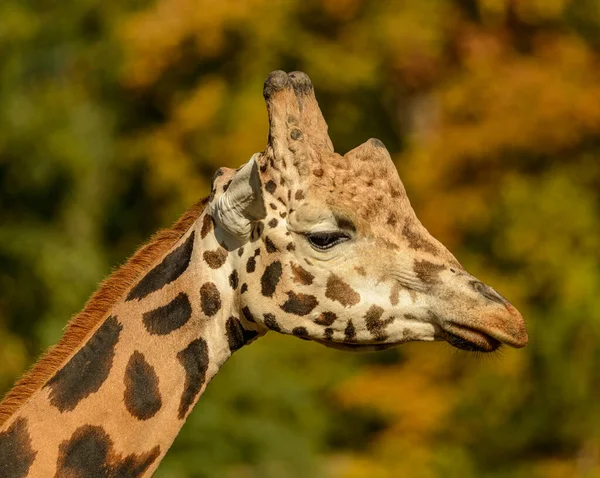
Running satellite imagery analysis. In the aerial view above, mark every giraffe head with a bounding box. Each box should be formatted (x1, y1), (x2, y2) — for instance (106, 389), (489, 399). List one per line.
(209, 71), (527, 353)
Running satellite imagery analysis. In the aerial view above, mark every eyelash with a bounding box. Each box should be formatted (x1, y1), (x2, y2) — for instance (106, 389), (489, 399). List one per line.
(305, 232), (351, 250)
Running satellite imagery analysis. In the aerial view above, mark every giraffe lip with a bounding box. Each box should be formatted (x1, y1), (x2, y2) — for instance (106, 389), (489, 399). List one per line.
(442, 323), (501, 353)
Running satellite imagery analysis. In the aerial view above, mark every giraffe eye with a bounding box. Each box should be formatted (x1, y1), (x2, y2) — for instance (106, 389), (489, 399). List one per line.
(305, 232), (351, 250)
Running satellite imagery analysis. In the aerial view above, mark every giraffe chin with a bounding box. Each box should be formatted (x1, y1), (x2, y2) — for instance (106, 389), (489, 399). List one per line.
(443, 326), (502, 353)
(314, 340), (399, 353)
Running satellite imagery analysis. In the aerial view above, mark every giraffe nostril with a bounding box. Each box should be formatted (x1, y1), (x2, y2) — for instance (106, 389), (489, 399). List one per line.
(471, 281), (507, 306)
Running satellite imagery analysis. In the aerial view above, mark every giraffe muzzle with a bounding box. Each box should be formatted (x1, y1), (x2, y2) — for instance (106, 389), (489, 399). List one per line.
(441, 302), (528, 352)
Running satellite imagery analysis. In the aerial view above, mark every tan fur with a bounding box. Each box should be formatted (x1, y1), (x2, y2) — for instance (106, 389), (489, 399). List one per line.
(0, 198), (208, 426)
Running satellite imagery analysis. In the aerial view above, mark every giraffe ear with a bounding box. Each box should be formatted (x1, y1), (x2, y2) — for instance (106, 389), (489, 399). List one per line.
(212, 154), (266, 240)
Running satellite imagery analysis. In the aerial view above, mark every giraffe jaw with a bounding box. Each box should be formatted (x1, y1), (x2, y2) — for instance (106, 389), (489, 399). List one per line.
(314, 340), (400, 353)
(441, 323), (502, 353)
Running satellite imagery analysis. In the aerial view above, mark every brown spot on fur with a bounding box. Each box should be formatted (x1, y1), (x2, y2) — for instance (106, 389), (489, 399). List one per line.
(203, 248), (228, 269)
(364, 305), (394, 341)
(268, 218), (278, 228)
(265, 237), (278, 253)
(292, 327), (309, 339)
(0, 199), (207, 426)
(325, 274), (360, 307)
(291, 263), (314, 285)
(263, 313), (281, 332)
(177, 339), (209, 419)
(287, 243), (296, 252)
(344, 321), (356, 342)
(265, 180), (277, 194)
(403, 222), (439, 254)
(354, 266), (366, 276)
(281, 291), (318, 316)
(402, 327), (420, 341)
(315, 311), (337, 326)
(123, 351), (162, 421)
(295, 190), (305, 200)
(261, 261), (282, 297)
(414, 259), (445, 285)
(142, 292), (192, 336)
(200, 282), (221, 317)
(324, 328), (334, 341)
(56, 425), (160, 477)
(0, 417), (36, 478)
(127, 231), (196, 301)
(387, 213), (398, 226)
(246, 256), (257, 273)
(229, 270), (239, 290)
(200, 214), (214, 239)
(45, 316), (122, 412)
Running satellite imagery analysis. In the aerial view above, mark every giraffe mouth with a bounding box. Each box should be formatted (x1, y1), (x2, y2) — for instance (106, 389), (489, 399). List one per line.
(442, 323), (501, 353)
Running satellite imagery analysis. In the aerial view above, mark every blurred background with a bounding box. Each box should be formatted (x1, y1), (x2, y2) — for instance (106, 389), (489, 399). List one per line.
(1, 0), (599, 476)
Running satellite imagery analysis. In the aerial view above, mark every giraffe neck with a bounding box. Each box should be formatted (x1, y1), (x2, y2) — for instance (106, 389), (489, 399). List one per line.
(0, 207), (261, 477)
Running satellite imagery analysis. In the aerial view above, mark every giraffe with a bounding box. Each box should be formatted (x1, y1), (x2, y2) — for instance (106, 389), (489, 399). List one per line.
(0, 71), (527, 477)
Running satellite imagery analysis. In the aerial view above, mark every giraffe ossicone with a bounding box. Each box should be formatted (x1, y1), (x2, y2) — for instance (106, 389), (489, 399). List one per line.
(0, 70), (527, 477)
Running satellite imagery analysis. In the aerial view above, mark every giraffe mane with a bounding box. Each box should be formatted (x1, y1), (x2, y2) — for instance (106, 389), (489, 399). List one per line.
(0, 198), (208, 426)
